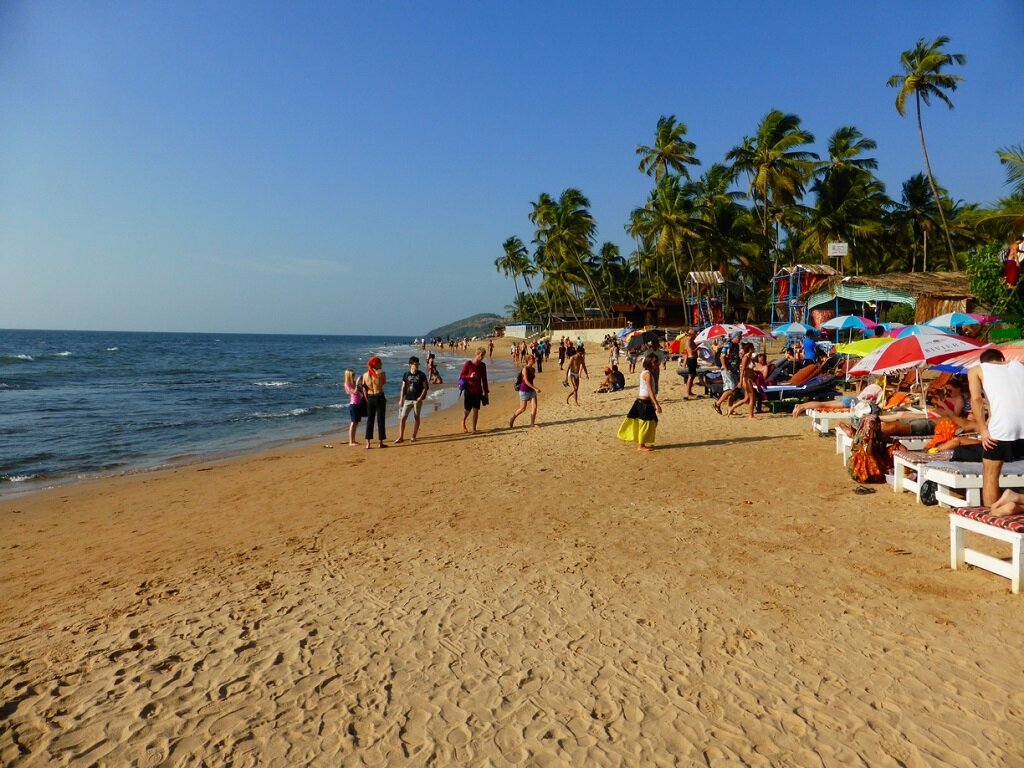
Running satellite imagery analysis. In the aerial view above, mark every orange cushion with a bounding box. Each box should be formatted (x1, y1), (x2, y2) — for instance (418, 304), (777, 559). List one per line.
(789, 364), (820, 386)
(885, 392), (911, 409)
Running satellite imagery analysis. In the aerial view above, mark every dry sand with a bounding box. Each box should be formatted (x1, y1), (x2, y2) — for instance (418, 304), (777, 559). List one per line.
(2, 356), (1023, 766)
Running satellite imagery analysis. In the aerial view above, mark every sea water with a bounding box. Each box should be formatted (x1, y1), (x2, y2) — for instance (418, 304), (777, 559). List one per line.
(0, 330), (514, 495)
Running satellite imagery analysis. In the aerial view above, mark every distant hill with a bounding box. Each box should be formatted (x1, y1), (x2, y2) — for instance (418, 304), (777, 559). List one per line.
(424, 313), (504, 340)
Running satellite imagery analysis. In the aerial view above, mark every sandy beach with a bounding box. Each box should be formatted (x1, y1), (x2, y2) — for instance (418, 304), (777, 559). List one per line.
(2, 355), (1023, 767)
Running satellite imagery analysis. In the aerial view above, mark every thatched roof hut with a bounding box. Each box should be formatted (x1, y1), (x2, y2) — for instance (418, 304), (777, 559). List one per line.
(803, 271), (975, 322)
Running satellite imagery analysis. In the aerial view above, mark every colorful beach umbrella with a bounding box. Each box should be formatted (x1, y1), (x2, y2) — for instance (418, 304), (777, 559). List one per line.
(968, 313), (1000, 324)
(834, 337), (893, 357)
(849, 334), (989, 377)
(772, 322), (814, 337)
(934, 339), (1024, 370)
(821, 315), (878, 332)
(925, 312), (980, 329)
(734, 323), (770, 338)
(888, 323), (950, 339)
(877, 322), (906, 332)
(694, 324), (738, 343)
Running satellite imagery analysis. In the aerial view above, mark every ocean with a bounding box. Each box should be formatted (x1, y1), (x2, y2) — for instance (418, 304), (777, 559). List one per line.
(0, 329), (513, 495)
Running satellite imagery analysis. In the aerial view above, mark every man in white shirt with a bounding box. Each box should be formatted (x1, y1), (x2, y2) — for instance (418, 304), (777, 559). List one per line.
(968, 348), (1024, 511)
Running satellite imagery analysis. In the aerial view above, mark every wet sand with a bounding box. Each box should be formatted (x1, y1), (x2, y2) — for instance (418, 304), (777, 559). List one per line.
(2, 356), (1023, 766)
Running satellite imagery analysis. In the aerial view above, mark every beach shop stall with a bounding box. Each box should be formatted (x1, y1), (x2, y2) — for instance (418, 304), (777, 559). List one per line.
(770, 264), (841, 330)
(801, 271), (976, 329)
(685, 271), (728, 329)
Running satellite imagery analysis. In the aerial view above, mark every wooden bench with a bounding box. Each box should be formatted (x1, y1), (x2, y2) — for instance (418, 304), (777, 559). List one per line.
(950, 508), (1024, 593)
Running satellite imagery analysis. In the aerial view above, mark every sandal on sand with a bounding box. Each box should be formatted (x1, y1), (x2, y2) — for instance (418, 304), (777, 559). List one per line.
(713, 402), (722, 415)
(853, 485), (876, 495)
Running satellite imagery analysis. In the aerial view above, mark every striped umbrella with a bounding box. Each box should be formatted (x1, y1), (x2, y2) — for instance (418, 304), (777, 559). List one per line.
(926, 312), (980, 329)
(849, 334), (989, 377)
(772, 322), (814, 337)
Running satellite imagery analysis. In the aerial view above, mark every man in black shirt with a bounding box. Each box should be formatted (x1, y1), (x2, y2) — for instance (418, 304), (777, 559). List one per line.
(396, 356), (429, 443)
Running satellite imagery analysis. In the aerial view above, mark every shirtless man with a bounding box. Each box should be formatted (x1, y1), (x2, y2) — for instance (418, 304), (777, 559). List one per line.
(683, 329), (699, 398)
(564, 347), (589, 405)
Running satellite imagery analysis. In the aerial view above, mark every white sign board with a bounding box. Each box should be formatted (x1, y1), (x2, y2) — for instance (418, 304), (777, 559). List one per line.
(828, 242), (849, 257)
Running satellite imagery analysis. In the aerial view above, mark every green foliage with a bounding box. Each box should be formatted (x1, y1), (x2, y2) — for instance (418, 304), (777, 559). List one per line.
(965, 244), (1024, 323)
(886, 303), (916, 325)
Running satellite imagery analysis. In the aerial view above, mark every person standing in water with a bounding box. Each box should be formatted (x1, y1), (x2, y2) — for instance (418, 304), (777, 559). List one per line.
(361, 356), (388, 449)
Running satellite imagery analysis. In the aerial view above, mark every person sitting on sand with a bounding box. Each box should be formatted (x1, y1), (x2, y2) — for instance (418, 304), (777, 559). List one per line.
(595, 367), (616, 393)
(611, 365), (625, 391)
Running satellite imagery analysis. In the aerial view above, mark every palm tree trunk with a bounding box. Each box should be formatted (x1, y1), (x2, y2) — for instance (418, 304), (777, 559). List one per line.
(923, 228), (928, 273)
(916, 92), (957, 265)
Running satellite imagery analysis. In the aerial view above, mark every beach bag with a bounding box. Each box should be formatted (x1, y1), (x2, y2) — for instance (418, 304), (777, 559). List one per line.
(514, 371), (524, 391)
(848, 414), (889, 484)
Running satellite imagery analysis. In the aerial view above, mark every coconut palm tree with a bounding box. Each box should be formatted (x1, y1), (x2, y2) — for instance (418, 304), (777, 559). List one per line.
(892, 173), (940, 272)
(887, 35), (966, 261)
(819, 126), (878, 176)
(495, 236), (530, 309)
(726, 110), (818, 276)
(636, 115), (700, 181)
(628, 176), (698, 301)
(529, 189), (606, 316)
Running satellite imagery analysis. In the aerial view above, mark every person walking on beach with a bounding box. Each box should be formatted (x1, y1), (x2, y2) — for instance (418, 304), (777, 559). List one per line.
(968, 348), (1024, 510)
(488, 340), (494, 360)
(564, 346), (589, 405)
(558, 339), (567, 370)
(361, 357), (388, 449)
(617, 352), (663, 452)
(396, 356), (429, 443)
(713, 330), (742, 415)
(726, 342), (757, 418)
(683, 329), (699, 398)
(343, 369), (364, 446)
(509, 354), (540, 429)
(460, 347), (489, 433)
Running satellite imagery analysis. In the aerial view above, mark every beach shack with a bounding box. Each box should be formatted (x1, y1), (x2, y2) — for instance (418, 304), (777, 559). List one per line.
(800, 271), (976, 327)
(770, 264), (841, 330)
(685, 271), (728, 329)
(609, 298), (689, 329)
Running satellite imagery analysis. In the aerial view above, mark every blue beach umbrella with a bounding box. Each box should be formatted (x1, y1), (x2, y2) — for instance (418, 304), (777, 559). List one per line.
(772, 322), (814, 337)
(889, 324), (951, 339)
(925, 312), (980, 330)
(877, 322), (906, 332)
(821, 315), (878, 332)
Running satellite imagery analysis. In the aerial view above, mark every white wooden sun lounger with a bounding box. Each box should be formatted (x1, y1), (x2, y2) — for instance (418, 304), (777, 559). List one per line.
(892, 449), (954, 502)
(806, 409), (853, 436)
(921, 460), (1024, 508)
(950, 507), (1024, 593)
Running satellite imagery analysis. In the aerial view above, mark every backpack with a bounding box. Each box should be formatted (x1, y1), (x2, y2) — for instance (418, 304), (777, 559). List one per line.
(514, 371), (524, 391)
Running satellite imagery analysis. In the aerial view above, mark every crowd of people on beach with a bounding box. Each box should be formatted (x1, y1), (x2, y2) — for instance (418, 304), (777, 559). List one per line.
(343, 323), (1024, 518)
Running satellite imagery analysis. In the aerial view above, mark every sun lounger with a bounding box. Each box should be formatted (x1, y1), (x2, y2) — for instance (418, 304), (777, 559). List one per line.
(806, 408), (852, 435)
(920, 460), (1024, 508)
(892, 449), (954, 501)
(950, 507), (1024, 593)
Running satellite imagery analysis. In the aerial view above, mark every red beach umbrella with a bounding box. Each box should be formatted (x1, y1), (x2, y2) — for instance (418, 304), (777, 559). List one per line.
(694, 324), (738, 343)
(849, 334), (989, 377)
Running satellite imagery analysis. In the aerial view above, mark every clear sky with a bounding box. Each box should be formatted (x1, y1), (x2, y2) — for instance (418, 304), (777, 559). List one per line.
(2, 1), (1021, 335)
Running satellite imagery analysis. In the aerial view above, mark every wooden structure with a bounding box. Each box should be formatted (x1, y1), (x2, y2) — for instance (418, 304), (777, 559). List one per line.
(685, 271), (727, 329)
(802, 271), (975, 326)
(609, 298), (689, 329)
(771, 264), (841, 329)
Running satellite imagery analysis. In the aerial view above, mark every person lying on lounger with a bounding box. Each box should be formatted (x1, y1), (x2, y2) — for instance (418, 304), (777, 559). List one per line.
(837, 378), (970, 439)
(791, 379), (883, 418)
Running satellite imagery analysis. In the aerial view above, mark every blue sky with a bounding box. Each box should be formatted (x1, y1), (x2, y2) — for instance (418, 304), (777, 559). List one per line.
(1, 1), (1021, 335)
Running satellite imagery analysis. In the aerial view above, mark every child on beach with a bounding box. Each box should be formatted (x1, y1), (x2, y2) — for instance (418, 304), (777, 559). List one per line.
(343, 369), (363, 446)
(617, 352), (663, 452)
(509, 354), (540, 429)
